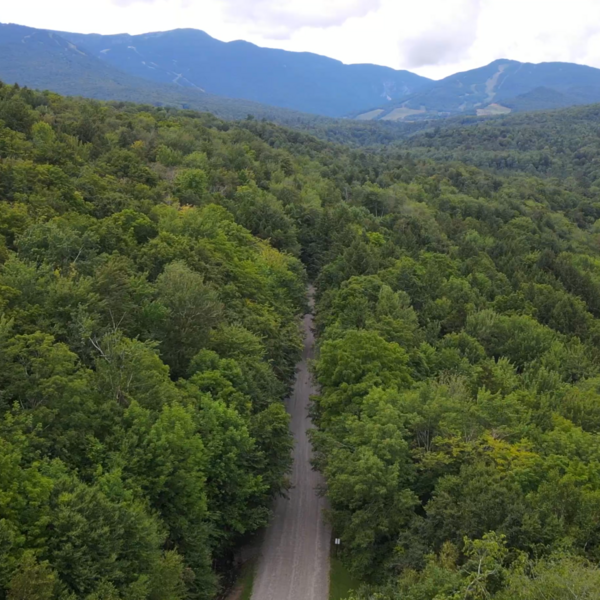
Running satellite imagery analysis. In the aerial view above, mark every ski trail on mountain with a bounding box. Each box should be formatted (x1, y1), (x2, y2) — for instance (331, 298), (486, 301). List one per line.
(251, 294), (330, 600)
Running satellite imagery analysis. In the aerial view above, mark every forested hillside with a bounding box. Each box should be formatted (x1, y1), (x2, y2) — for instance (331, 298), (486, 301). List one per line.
(402, 103), (600, 187)
(3, 81), (600, 600)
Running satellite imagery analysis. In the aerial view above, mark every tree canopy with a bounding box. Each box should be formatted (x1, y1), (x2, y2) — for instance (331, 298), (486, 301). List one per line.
(3, 80), (600, 599)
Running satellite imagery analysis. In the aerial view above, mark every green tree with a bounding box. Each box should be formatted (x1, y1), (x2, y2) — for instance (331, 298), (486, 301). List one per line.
(154, 261), (222, 377)
(7, 553), (56, 600)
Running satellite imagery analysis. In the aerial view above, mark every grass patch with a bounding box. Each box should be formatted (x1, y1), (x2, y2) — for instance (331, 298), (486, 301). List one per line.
(239, 561), (255, 600)
(381, 106), (426, 121)
(476, 103), (512, 116)
(330, 555), (360, 600)
(355, 109), (385, 121)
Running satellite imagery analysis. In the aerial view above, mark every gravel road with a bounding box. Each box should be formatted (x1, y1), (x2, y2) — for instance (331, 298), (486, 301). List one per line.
(251, 304), (331, 600)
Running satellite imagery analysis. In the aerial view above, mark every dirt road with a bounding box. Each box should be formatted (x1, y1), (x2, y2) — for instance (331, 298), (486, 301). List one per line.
(251, 302), (331, 600)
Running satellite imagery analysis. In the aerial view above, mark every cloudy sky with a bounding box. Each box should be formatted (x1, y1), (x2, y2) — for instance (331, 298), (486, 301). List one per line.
(4, 0), (600, 79)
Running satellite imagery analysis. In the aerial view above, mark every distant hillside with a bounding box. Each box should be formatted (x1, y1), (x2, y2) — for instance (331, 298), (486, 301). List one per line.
(0, 23), (322, 122)
(398, 102), (600, 185)
(357, 59), (600, 121)
(54, 28), (431, 117)
(502, 87), (578, 112)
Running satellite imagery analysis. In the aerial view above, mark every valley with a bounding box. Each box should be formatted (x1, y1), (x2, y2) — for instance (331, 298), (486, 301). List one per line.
(3, 8), (600, 600)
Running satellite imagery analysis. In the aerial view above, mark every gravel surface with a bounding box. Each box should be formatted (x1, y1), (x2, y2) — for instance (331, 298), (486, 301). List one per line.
(251, 306), (331, 600)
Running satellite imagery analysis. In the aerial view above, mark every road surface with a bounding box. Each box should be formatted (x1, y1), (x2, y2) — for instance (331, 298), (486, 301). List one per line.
(251, 300), (331, 600)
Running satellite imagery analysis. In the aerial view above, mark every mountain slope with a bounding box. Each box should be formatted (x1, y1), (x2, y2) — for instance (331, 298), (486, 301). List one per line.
(0, 23), (321, 122)
(358, 59), (600, 120)
(54, 28), (431, 117)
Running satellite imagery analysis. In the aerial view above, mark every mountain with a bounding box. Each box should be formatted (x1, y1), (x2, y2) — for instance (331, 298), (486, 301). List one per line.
(0, 23), (323, 122)
(6, 21), (600, 125)
(356, 59), (600, 121)
(53, 28), (431, 117)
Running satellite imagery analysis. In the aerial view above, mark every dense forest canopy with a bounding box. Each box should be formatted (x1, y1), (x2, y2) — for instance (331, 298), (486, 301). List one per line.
(401, 103), (600, 187)
(0, 82), (309, 600)
(306, 102), (600, 190)
(2, 81), (600, 599)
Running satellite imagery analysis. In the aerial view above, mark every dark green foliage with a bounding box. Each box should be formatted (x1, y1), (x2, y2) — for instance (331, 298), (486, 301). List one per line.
(0, 83), (308, 599)
(303, 95), (600, 597)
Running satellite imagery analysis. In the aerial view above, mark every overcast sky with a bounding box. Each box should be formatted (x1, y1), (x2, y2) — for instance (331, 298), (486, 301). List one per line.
(4, 0), (600, 79)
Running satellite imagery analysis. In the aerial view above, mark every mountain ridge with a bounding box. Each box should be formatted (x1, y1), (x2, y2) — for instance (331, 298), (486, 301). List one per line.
(5, 22), (600, 123)
(0, 23), (328, 122)
(357, 58), (600, 120)
(52, 27), (431, 117)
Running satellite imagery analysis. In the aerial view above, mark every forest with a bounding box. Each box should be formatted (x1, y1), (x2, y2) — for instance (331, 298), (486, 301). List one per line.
(2, 81), (600, 599)
(401, 102), (600, 186)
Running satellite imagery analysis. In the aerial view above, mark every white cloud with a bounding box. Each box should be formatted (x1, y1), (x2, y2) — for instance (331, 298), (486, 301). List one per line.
(219, 0), (383, 39)
(110, 0), (193, 6)
(398, 0), (482, 68)
(3, 0), (600, 79)
(110, 0), (155, 5)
